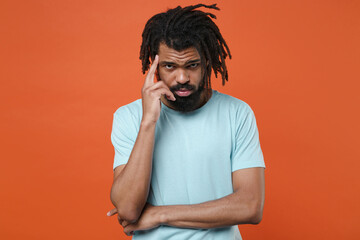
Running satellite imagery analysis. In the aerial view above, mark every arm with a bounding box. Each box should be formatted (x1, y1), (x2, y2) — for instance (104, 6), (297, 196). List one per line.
(110, 55), (175, 223)
(119, 167), (265, 235)
(161, 167), (265, 228)
(110, 122), (155, 223)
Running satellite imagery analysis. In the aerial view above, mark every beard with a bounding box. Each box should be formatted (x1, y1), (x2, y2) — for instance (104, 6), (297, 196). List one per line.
(167, 81), (205, 112)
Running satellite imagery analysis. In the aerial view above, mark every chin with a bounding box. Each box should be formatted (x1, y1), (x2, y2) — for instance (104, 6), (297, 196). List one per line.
(170, 90), (204, 112)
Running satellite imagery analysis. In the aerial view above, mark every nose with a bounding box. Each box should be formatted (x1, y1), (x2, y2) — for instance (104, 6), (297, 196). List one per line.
(175, 68), (190, 84)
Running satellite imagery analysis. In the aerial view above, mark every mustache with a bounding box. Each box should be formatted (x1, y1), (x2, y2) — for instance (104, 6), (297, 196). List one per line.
(170, 84), (195, 92)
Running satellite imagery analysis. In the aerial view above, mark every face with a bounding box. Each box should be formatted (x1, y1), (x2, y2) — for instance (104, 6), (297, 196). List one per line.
(157, 43), (210, 112)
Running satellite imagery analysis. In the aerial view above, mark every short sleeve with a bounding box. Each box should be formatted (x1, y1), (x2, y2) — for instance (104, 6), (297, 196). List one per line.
(231, 104), (265, 171)
(111, 106), (139, 170)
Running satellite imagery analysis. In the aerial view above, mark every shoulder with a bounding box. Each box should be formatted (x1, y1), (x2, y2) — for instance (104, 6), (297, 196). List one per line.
(113, 99), (143, 127)
(212, 91), (254, 115)
(114, 99), (143, 118)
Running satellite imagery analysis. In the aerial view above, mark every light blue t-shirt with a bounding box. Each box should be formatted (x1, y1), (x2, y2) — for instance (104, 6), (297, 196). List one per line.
(111, 90), (265, 240)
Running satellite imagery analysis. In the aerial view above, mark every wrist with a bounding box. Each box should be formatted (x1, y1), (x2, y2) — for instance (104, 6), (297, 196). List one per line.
(156, 206), (169, 225)
(140, 118), (157, 129)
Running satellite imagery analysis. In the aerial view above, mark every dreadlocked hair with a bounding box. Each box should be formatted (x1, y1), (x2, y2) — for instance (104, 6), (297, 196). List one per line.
(139, 3), (232, 87)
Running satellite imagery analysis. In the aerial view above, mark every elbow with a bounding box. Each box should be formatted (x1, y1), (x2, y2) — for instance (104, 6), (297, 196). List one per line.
(111, 197), (141, 223)
(110, 190), (141, 223)
(249, 209), (263, 224)
(116, 207), (141, 223)
(248, 201), (264, 224)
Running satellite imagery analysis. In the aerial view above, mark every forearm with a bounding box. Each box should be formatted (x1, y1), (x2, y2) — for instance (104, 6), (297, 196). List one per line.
(110, 121), (156, 221)
(158, 190), (263, 229)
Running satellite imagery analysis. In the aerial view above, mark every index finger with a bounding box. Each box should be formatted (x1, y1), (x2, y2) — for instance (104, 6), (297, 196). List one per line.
(144, 55), (159, 86)
(106, 208), (117, 216)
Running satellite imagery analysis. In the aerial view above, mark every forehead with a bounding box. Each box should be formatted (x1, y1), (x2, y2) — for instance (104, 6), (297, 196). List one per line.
(158, 43), (200, 64)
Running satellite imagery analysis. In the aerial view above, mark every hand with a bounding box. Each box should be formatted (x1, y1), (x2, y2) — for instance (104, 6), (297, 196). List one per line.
(141, 55), (175, 124)
(123, 204), (161, 235)
(107, 204), (161, 236)
(107, 208), (133, 233)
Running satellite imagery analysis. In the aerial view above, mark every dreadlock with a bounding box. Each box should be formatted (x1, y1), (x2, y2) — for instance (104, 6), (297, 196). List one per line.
(139, 3), (232, 87)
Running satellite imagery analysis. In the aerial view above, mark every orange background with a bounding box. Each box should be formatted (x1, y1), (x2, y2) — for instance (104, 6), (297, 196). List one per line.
(1, 0), (359, 239)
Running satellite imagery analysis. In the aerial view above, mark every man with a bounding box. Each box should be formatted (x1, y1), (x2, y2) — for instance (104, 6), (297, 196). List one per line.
(107, 4), (265, 239)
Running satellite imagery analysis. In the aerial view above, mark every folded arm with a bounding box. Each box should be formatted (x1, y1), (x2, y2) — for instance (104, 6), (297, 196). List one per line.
(110, 121), (156, 223)
(115, 167), (265, 235)
(161, 167), (264, 228)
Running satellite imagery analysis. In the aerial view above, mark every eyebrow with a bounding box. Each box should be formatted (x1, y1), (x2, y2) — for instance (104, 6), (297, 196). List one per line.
(159, 59), (201, 65)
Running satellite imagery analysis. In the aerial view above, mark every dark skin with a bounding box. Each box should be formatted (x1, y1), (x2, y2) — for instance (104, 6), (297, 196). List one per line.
(156, 43), (211, 111)
(108, 43), (265, 236)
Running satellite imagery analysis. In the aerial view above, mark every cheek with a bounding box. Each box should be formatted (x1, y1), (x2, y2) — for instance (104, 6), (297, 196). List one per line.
(190, 69), (203, 85)
(158, 70), (174, 85)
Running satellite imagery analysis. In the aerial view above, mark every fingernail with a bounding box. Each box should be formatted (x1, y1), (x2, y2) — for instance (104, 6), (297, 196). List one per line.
(106, 211), (110, 216)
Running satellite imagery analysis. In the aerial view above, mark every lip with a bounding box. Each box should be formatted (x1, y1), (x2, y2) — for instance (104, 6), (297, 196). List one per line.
(174, 89), (192, 97)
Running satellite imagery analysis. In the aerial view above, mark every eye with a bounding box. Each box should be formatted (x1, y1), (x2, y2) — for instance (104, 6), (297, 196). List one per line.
(188, 63), (199, 68)
(164, 64), (174, 70)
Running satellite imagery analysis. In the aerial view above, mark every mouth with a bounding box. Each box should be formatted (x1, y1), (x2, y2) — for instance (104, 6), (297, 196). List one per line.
(174, 89), (192, 97)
